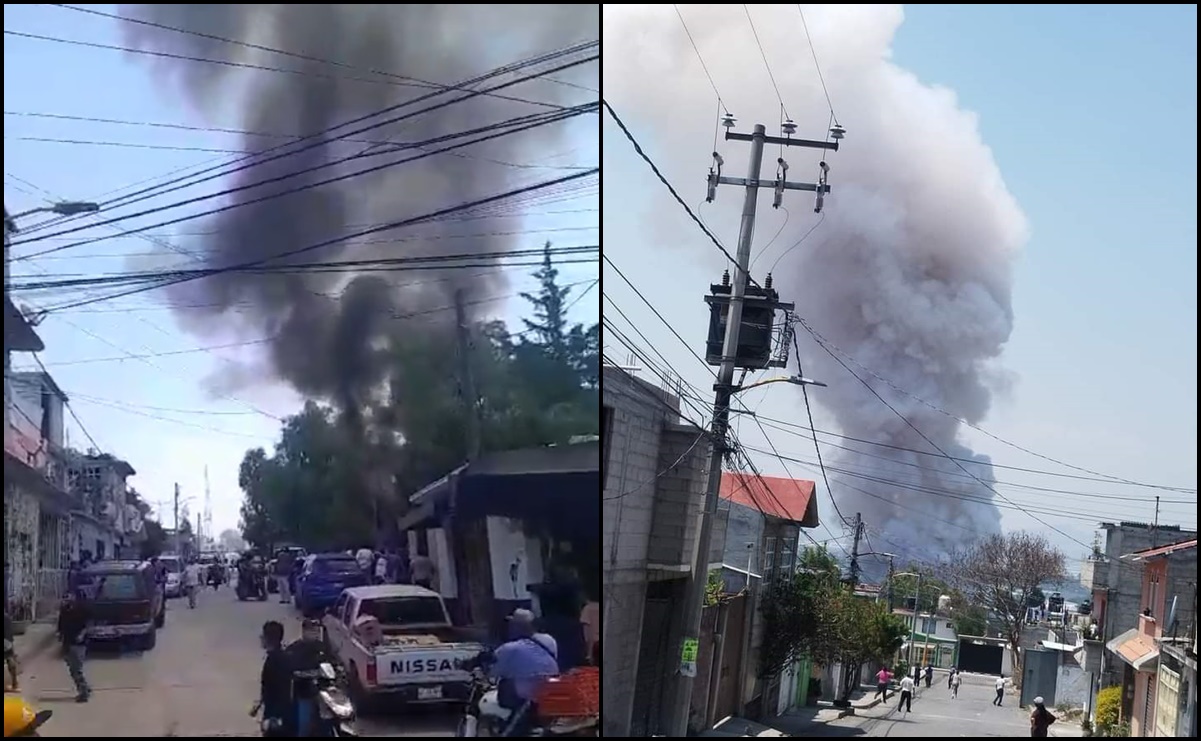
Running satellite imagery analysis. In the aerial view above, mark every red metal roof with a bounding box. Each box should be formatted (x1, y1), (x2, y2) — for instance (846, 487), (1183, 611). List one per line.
(1126, 538), (1198, 561)
(720, 472), (819, 527)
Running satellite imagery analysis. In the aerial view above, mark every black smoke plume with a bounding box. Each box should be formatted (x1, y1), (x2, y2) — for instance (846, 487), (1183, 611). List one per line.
(118, 5), (597, 411)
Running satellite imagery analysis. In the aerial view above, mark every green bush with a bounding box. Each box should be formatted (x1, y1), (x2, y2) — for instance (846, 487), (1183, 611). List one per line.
(1095, 686), (1122, 733)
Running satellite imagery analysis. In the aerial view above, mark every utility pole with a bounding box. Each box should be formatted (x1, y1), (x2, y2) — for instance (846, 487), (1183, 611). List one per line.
(665, 119), (838, 737)
(886, 555), (896, 610)
(1152, 496), (1160, 548)
(453, 288), (482, 461)
(908, 573), (923, 670)
(849, 513), (864, 585)
(173, 483), (181, 555)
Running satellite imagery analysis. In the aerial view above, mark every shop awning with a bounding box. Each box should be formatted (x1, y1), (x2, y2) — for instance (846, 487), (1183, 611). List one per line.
(397, 442), (599, 541)
(1106, 628), (1160, 672)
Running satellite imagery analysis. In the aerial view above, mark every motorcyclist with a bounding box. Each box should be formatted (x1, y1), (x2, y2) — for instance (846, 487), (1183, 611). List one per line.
(3, 695), (52, 737)
(481, 608), (560, 737)
(284, 618), (336, 736)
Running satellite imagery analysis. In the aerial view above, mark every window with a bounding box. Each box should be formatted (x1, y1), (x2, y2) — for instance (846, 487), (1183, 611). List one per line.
(763, 536), (777, 584)
(779, 531), (797, 575)
(922, 617), (938, 635)
(602, 406), (615, 489)
(359, 597), (447, 626)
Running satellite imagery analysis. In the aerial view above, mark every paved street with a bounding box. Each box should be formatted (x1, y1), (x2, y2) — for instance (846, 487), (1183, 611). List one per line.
(18, 586), (459, 737)
(823, 673), (1081, 738)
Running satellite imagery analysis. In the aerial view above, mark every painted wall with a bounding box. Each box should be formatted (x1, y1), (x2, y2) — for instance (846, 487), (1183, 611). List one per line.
(484, 516), (544, 603)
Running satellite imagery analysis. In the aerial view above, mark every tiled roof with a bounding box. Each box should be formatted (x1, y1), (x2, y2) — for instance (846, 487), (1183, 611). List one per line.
(720, 472), (819, 527)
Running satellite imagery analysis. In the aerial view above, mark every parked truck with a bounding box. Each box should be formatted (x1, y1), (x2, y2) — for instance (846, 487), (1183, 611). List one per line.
(323, 584), (484, 712)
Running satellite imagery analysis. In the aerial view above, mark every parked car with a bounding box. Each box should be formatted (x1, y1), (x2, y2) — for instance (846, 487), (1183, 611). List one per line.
(74, 560), (166, 651)
(158, 555), (183, 598)
(323, 584), (483, 712)
(295, 554), (369, 614)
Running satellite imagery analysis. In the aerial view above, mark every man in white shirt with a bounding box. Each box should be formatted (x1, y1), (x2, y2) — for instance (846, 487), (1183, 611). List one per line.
(993, 675), (1006, 706)
(898, 674), (915, 713)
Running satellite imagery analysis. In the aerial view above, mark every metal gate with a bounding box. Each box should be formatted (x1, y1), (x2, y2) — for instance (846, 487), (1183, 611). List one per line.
(630, 582), (675, 737)
(958, 639), (1004, 674)
(1020, 648), (1059, 708)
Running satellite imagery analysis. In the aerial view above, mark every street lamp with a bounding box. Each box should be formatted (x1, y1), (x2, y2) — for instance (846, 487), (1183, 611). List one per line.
(8, 201), (101, 223)
(891, 571), (924, 672)
(736, 374), (828, 394)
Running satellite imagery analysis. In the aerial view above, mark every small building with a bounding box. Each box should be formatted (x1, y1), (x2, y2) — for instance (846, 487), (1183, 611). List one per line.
(600, 366), (711, 737)
(894, 608), (960, 669)
(1105, 537), (1197, 737)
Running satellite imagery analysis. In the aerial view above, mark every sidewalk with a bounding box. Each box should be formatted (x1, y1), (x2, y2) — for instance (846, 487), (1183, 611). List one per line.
(13, 620), (60, 663)
(700, 688), (884, 737)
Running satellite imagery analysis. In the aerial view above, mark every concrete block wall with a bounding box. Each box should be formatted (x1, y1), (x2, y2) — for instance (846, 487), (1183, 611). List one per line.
(647, 423), (710, 567)
(601, 367), (710, 737)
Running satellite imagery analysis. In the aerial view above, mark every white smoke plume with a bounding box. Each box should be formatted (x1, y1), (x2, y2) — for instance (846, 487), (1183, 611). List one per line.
(604, 5), (1028, 558)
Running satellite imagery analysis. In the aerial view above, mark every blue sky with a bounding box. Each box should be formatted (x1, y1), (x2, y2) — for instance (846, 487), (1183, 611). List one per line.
(603, 5), (1196, 567)
(4, 5), (599, 535)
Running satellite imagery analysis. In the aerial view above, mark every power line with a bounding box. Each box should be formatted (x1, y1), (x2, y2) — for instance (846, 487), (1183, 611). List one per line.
(673, 5), (729, 114)
(797, 319), (1093, 550)
(28, 281), (594, 369)
(795, 4), (839, 124)
(30, 353), (103, 452)
(796, 319), (1189, 494)
(603, 102), (752, 281)
(3, 111), (595, 172)
(13, 101), (596, 256)
(11, 247), (599, 292)
(40, 167), (597, 313)
(52, 4), (594, 99)
(742, 5), (790, 121)
(8, 37), (596, 239)
(790, 332), (848, 525)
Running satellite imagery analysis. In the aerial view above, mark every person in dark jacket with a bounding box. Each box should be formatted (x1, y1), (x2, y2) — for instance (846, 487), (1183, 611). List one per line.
(57, 591), (90, 702)
(530, 562), (585, 672)
(4, 609), (18, 691)
(252, 621), (291, 737)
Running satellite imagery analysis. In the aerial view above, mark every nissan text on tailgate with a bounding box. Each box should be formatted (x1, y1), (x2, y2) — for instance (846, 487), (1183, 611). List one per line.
(324, 584), (483, 709)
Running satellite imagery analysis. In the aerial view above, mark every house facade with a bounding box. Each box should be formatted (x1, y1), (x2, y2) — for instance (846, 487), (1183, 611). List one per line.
(1105, 538), (1197, 737)
(600, 366), (711, 737)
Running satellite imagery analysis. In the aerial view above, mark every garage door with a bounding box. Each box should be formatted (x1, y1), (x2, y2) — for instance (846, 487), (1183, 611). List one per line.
(958, 640), (1004, 674)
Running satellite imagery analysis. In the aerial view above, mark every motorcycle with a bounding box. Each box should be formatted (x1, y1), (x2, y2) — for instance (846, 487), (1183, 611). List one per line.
(454, 666), (598, 737)
(236, 566), (268, 601)
(296, 662), (357, 738)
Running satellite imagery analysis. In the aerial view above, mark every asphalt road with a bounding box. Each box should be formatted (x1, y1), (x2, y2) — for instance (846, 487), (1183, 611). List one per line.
(826, 673), (1080, 738)
(20, 584), (460, 737)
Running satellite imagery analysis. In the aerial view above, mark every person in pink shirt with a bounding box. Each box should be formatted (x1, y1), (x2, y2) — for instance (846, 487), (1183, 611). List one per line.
(875, 666), (892, 702)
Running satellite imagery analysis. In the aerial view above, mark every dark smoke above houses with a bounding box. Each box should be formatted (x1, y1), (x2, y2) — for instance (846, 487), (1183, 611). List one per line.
(118, 4), (598, 407)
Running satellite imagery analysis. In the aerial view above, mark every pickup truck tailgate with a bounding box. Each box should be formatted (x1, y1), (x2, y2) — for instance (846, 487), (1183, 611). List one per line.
(377, 643), (480, 686)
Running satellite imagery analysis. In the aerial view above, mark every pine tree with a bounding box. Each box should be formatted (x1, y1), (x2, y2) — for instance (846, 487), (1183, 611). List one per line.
(520, 241), (571, 362)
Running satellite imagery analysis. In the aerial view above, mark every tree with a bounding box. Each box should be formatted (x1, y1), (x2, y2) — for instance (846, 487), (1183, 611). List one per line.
(217, 528), (244, 553)
(236, 245), (599, 551)
(758, 546), (843, 677)
(830, 591), (908, 702)
(947, 532), (1067, 678)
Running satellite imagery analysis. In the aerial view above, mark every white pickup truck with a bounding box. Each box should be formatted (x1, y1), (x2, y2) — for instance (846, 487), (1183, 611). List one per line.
(323, 584), (484, 711)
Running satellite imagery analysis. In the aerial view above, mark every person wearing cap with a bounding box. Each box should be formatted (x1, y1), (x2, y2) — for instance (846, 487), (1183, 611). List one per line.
(491, 608), (559, 737)
(284, 618), (334, 737)
(3, 695), (52, 737)
(1029, 696), (1057, 737)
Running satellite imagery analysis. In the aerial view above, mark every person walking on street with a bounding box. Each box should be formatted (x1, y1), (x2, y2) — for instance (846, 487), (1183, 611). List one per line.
(947, 666), (957, 689)
(950, 671), (961, 699)
(898, 673), (915, 713)
(274, 551), (294, 605)
(874, 666), (892, 702)
(924, 664), (933, 688)
(993, 675), (1006, 706)
(1030, 696), (1057, 737)
(183, 559), (203, 609)
(57, 591), (91, 703)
